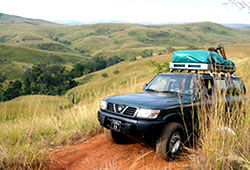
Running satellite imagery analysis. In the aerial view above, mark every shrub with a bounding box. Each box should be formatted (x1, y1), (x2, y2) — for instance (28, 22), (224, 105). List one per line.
(147, 60), (169, 74)
(166, 46), (175, 54)
(141, 49), (153, 58)
(128, 57), (137, 62)
(113, 70), (120, 74)
(101, 73), (108, 78)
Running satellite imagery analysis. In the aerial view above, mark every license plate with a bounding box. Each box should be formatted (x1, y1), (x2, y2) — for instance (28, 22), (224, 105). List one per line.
(111, 119), (121, 131)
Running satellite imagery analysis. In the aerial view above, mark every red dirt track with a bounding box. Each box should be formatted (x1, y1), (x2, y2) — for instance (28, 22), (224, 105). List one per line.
(48, 134), (188, 170)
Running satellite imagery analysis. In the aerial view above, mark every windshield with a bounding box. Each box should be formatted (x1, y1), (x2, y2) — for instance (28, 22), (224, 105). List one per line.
(145, 75), (193, 95)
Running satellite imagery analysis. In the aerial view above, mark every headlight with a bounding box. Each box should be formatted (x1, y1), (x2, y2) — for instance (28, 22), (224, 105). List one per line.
(136, 108), (160, 119)
(100, 100), (107, 110)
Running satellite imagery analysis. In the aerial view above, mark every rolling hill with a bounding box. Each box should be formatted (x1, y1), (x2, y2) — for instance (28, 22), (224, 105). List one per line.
(1, 12), (250, 79)
(0, 13), (58, 25)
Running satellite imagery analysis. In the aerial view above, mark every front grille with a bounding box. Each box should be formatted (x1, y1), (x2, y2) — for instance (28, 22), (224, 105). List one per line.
(107, 103), (114, 112)
(115, 104), (125, 113)
(106, 102), (137, 117)
(123, 107), (137, 116)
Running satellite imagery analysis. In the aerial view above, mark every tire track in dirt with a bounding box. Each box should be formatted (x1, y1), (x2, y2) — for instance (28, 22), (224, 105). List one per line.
(48, 134), (188, 170)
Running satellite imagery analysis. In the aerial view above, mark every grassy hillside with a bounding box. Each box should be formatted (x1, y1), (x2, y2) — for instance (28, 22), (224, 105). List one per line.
(0, 13), (58, 25)
(0, 44), (83, 64)
(1, 21), (250, 55)
(1, 13), (250, 79)
(0, 44), (84, 78)
(0, 44), (249, 168)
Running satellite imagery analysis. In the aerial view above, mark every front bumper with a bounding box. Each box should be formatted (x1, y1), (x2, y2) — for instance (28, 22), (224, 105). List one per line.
(98, 110), (166, 138)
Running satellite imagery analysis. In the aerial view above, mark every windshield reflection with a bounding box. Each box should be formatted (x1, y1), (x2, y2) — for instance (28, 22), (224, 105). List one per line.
(144, 75), (193, 95)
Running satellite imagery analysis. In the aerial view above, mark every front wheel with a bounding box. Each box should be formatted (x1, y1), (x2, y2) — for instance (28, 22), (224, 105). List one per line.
(156, 122), (185, 160)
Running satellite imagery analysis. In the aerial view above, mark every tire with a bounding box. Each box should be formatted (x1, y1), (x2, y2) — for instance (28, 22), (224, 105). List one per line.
(104, 128), (128, 144)
(156, 122), (185, 160)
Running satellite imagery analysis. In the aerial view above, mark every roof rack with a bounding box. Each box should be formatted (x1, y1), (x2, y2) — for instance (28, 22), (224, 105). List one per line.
(208, 47), (227, 60)
(169, 62), (236, 75)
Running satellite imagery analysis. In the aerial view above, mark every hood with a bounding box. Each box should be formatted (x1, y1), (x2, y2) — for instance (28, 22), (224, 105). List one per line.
(105, 92), (191, 109)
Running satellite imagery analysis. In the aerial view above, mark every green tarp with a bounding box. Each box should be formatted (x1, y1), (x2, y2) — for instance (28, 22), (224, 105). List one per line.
(224, 60), (235, 66)
(172, 50), (234, 66)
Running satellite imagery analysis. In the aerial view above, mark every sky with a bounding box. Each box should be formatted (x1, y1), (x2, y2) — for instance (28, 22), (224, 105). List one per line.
(0, 0), (249, 24)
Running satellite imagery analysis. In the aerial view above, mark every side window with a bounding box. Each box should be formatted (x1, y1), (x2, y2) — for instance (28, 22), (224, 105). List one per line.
(203, 79), (214, 96)
(192, 76), (214, 97)
(232, 78), (246, 96)
(226, 78), (235, 96)
(215, 79), (227, 96)
(216, 79), (227, 90)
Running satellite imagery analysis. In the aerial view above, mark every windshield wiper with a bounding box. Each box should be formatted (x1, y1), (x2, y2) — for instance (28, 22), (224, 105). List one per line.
(160, 90), (179, 95)
(145, 88), (158, 93)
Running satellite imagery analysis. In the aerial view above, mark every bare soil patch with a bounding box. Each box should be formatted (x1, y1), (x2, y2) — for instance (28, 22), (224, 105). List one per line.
(48, 134), (188, 169)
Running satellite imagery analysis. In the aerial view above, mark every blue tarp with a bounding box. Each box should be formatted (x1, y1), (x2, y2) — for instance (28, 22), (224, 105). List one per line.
(172, 50), (234, 66)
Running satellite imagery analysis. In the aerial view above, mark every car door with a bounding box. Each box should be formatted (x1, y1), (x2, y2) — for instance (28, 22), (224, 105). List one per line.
(227, 77), (247, 110)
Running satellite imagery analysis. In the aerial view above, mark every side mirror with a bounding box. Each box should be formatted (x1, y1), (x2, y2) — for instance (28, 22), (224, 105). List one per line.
(143, 83), (148, 90)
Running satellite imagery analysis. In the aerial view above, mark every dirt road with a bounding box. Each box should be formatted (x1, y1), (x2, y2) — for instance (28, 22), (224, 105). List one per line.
(48, 134), (188, 170)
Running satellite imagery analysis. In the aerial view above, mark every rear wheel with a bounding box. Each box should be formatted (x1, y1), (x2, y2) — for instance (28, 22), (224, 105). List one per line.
(104, 128), (128, 144)
(156, 122), (185, 160)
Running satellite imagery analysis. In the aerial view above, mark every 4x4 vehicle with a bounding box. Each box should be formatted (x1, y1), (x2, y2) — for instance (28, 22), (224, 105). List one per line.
(97, 48), (246, 160)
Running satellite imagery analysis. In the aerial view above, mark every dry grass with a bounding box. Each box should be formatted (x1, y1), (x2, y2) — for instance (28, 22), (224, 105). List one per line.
(187, 87), (249, 169)
(186, 49), (250, 169)
(0, 78), (142, 169)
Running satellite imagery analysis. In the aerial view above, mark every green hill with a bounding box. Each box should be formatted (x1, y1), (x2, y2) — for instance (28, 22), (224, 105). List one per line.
(2, 21), (250, 53)
(0, 44), (82, 64)
(0, 44), (84, 78)
(1, 18), (250, 56)
(0, 13), (58, 25)
(1, 12), (250, 78)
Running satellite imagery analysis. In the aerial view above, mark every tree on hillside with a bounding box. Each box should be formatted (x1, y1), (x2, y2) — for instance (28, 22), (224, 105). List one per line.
(0, 72), (8, 101)
(69, 56), (124, 78)
(2, 80), (22, 100)
(22, 64), (77, 95)
(70, 63), (85, 78)
(0, 72), (7, 88)
(106, 56), (124, 66)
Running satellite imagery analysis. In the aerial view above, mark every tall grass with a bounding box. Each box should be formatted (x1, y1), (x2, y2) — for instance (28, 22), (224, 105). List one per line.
(188, 87), (249, 169)
(0, 78), (141, 169)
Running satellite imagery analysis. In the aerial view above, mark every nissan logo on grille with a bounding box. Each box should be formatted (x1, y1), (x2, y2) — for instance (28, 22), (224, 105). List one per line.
(116, 104), (125, 113)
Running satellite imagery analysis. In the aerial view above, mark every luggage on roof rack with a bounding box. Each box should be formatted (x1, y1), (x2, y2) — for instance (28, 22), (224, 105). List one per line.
(169, 49), (235, 74)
